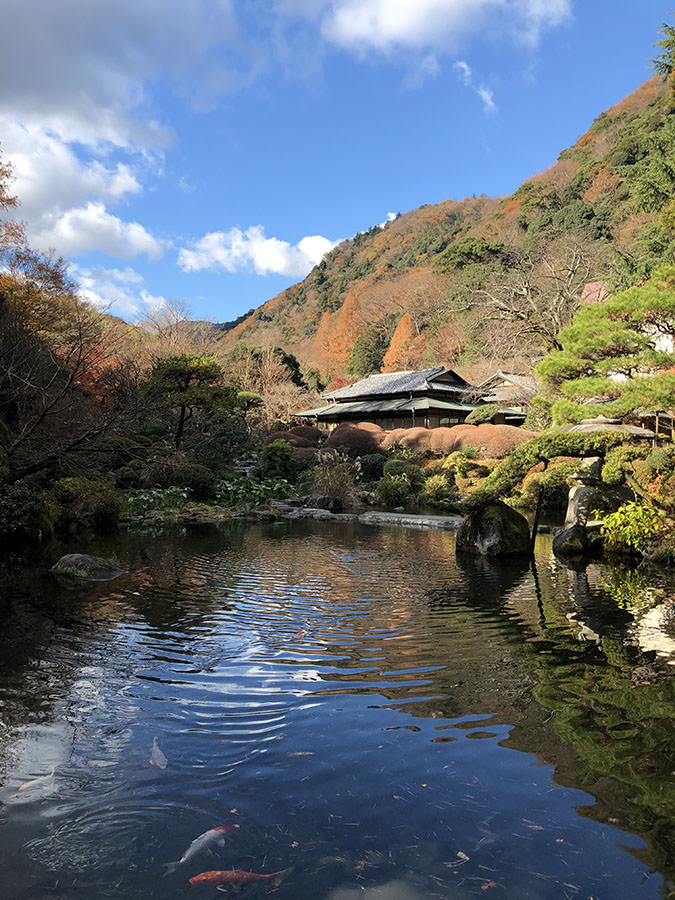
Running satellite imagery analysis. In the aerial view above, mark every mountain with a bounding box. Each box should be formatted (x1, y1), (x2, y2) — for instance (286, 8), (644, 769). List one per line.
(220, 77), (674, 383)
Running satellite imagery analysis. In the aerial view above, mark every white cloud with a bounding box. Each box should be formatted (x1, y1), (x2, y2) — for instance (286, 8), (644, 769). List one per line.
(453, 59), (497, 113)
(0, 118), (143, 223)
(453, 60), (472, 84)
(320, 0), (571, 54)
(178, 225), (336, 277)
(379, 212), (397, 228)
(72, 264), (167, 317)
(34, 203), (162, 260)
(0, 0), (242, 150)
(476, 86), (496, 113)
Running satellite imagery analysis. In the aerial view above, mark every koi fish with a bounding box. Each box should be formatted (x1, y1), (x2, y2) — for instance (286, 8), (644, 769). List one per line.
(164, 825), (240, 875)
(189, 868), (289, 892)
(18, 765), (55, 792)
(150, 736), (167, 769)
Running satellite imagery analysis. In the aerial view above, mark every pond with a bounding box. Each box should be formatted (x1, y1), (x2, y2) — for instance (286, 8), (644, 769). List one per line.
(0, 520), (674, 899)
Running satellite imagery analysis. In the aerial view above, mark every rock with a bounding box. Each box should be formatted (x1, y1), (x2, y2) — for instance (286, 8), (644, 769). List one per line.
(552, 524), (589, 556)
(456, 501), (530, 557)
(564, 484), (632, 527)
(303, 495), (343, 513)
(571, 456), (603, 485)
(51, 553), (127, 582)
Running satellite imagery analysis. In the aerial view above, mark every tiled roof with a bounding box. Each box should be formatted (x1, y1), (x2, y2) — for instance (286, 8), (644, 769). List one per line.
(322, 367), (467, 400)
(294, 397), (477, 419)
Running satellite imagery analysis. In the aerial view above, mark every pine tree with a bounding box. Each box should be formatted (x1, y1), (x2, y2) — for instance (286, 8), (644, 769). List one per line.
(537, 265), (675, 422)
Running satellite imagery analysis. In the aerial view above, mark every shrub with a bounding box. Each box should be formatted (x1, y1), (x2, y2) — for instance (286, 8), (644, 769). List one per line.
(310, 451), (360, 504)
(264, 430), (312, 448)
(520, 460), (579, 511)
(51, 477), (121, 531)
(257, 439), (297, 478)
(418, 473), (457, 508)
(465, 404), (499, 425)
(523, 397), (552, 431)
(114, 459), (145, 488)
(442, 450), (481, 478)
(601, 445), (646, 485)
(324, 422), (384, 455)
(382, 459), (425, 490)
(375, 473), (411, 507)
(140, 453), (216, 500)
(359, 453), (388, 482)
(598, 501), (665, 554)
(126, 486), (192, 514)
(0, 481), (44, 538)
(215, 475), (294, 507)
(647, 446), (675, 473)
(381, 427), (433, 454)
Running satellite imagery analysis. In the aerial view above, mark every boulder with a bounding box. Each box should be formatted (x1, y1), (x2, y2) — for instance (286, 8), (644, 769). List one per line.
(564, 484), (633, 527)
(456, 501), (530, 557)
(552, 523), (604, 558)
(51, 553), (127, 582)
(552, 524), (589, 556)
(303, 495), (343, 513)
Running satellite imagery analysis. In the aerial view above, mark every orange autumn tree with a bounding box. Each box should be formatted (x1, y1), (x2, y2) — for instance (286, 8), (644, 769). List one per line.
(382, 313), (422, 371)
(324, 289), (364, 372)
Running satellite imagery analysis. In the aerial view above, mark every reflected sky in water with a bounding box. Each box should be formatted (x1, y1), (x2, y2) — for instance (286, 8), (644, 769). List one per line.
(0, 521), (673, 899)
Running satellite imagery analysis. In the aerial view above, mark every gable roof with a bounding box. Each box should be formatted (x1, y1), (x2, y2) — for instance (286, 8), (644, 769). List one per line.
(323, 367), (470, 401)
(476, 371), (538, 394)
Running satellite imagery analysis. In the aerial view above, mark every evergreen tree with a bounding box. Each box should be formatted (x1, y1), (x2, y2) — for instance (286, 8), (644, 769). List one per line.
(537, 265), (675, 422)
(146, 355), (236, 448)
(652, 18), (675, 79)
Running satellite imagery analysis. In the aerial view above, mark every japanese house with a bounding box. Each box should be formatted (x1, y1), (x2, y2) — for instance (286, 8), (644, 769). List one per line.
(295, 367), (479, 430)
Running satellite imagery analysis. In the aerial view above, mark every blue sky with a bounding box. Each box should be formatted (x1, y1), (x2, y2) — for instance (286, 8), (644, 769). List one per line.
(0, 1), (669, 322)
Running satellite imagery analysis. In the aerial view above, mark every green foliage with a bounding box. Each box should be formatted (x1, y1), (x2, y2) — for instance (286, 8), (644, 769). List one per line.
(647, 445), (675, 472)
(442, 449), (481, 477)
(347, 319), (396, 379)
(462, 431), (628, 512)
(358, 453), (388, 482)
(310, 451), (360, 503)
(258, 439), (297, 479)
(465, 403), (498, 425)
(375, 473), (411, 507)
(435, 236), (508, 272)
(519, 461), (579, 511)
(214, 474), (294, 507)
(382, 459), (425, 490)
(146, 355), (237, 448)
(598, 501), (665, 554)
(140, 454), (216, 500)
(236, 390), (263, 411)
(126, 486), (192, 514)
(418, 473), (457, 508)
(601, 445), (647, 485)
(652, 19), (675, 79)
(523, 397), (553, 431)
(538, 266), (675, 419)
(51, 477), (121, 530)
(0, 481), (44, 538)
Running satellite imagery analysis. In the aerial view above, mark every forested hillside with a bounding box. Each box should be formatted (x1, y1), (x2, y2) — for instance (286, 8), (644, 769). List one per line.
(221, 77), (675, 383)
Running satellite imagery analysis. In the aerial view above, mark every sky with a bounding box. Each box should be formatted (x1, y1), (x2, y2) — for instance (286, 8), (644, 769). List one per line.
(0, 1), (670, 323)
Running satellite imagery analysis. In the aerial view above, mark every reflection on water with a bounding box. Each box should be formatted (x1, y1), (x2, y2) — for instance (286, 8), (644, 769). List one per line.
(0, 521), (673, 899)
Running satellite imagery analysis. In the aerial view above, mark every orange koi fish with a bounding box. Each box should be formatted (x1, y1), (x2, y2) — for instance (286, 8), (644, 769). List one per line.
(189, 868), (288, 891)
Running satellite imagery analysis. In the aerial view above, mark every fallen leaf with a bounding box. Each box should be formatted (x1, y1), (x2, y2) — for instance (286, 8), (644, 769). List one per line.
(481, 882), (497, 891)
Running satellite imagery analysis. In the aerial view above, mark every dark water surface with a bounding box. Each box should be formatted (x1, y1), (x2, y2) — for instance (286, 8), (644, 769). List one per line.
(0, 521), (674, 899)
